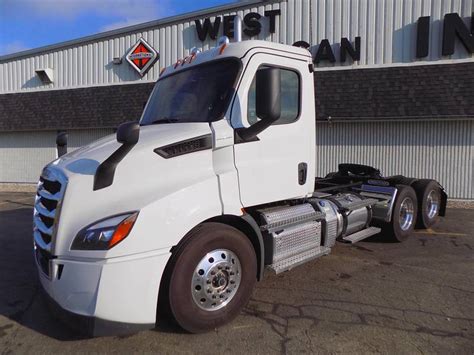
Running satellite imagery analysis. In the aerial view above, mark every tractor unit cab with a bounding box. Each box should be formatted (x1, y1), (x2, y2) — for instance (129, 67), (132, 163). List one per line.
(34, 17), (447, 336)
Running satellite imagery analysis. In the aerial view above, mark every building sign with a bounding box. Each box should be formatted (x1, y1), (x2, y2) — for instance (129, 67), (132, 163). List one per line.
(292, 12), (473, 65)
(292, 38), (361, 64)
(126, 38), (159, 76)
(417, 12), (474, 57)
(195, 11), (473, 65)
(195, 10), (281, 41)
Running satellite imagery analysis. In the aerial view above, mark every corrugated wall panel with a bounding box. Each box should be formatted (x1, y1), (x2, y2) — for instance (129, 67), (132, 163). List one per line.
(1, 122), (471, 199)
(2, 0), (474, 93)
(0, 129), (114, 183)
(316, 120), (474, 199)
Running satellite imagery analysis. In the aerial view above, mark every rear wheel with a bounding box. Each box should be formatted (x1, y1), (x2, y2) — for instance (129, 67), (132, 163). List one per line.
(168, 223), (257, 333)
(383, 185), (418, 242)
(412, 179), (441, 229)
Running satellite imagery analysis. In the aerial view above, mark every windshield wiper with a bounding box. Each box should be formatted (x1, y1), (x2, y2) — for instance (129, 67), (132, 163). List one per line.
(149, 117), (180, 125)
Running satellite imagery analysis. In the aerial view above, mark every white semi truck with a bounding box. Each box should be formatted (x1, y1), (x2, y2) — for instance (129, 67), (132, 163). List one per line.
(34, 32), (447, 336)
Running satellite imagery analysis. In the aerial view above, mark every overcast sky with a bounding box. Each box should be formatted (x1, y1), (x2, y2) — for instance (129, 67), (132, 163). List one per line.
(0, 0), (239, 56)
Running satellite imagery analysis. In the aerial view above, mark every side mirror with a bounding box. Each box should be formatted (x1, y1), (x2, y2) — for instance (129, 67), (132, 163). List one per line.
(256, 67), (281, 122)
(117, 121), (140, 145)
(56, 131), (68, 157)
(237, 67), (281, 141)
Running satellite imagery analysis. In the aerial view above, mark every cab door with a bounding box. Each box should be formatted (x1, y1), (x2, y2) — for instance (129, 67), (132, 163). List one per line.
(232, 53), (315, 207)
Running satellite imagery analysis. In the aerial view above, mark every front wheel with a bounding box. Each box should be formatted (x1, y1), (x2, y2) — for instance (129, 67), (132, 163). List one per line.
(168, 222), (257, 333)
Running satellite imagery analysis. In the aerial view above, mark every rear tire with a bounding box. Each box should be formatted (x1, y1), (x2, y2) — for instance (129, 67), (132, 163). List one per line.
(168, 222), (257, 333)
(383, 185), (418, 242)
(412, 179), (441, 229)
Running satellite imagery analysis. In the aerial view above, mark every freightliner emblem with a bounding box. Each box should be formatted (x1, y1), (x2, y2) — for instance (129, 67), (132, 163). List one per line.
(126, 38), (159, 76)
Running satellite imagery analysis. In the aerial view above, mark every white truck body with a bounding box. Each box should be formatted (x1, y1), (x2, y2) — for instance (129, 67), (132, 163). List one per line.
(33, 39), (446, 336)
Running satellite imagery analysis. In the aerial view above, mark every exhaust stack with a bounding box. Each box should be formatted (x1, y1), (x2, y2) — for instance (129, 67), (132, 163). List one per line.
(56, 132), (68, 158)
(234, 15), (242, 42)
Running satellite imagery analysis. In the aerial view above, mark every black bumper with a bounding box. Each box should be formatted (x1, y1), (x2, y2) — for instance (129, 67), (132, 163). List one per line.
(42, 289), (154, 337)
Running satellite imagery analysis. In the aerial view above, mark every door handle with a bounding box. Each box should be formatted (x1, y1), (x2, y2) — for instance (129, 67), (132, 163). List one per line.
(298, 163), (308, 185)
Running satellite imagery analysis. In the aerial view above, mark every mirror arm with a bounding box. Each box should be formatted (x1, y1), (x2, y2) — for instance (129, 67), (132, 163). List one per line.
(93, 144), (135, 191)
(94, 121), (140, 191)
(235, 118), (277, 142)
(235, 117), (279, 142)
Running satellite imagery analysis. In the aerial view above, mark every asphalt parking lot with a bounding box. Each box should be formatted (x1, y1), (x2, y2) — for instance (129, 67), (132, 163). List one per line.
(0, 192), (473, 354)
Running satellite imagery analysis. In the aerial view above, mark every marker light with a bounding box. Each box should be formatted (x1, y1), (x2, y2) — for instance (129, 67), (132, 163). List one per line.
(219, 43), (227, 55)
(190, 47), (201, 55)
(217, 36), (230, 46)
(71, 212), (139, 250)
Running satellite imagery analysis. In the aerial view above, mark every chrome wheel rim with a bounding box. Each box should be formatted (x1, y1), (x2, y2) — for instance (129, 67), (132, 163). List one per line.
(399, 197), (415, 231)
(426, 190), (440, 219)
(191, 249), (241, 311)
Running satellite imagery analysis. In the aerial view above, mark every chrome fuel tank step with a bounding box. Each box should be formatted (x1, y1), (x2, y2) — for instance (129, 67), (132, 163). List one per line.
(342, 227), (381, 243)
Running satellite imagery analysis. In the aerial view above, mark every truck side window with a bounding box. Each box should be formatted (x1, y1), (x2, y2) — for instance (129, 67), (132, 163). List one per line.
(248, 66), (300, 125)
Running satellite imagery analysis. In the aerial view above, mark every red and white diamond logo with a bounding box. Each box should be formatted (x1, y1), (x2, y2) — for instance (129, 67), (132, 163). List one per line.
(126, 38), (159, 76)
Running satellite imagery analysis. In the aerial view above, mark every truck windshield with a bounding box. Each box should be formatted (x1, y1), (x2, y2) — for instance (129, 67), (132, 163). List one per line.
(140, 58), (241, 125)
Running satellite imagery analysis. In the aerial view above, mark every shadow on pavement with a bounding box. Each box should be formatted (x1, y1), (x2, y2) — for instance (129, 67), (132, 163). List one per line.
(0, 206), (88, 341)
(0, 203), (182, 340)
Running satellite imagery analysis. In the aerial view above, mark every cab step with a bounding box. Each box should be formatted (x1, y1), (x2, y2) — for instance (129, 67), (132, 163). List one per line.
(267, 246), (331, 274)
(342, 227), (381, 243)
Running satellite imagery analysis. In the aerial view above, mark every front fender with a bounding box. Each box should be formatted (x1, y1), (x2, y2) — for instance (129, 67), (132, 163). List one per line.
(120, 176), (223, 255)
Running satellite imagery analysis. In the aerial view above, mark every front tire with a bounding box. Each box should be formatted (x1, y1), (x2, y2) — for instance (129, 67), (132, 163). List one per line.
(168, 223), (257, 333)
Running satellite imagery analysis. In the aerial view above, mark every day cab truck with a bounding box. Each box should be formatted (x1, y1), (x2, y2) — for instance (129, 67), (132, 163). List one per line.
(33, 31), (447, 336)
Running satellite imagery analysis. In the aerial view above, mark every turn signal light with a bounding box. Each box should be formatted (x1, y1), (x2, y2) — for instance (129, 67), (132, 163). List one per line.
(109, 213), (139, 248)
(219, 43), (227, 55)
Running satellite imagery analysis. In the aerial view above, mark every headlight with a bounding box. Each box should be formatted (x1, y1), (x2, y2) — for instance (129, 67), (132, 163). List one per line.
(71, 212), (139, 250)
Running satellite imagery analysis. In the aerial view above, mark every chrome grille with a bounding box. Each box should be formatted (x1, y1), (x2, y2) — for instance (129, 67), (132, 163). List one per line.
(33, 167), (67, 253)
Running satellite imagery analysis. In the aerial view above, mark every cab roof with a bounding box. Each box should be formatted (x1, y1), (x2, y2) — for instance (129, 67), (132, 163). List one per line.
(159, 40), (312, 78)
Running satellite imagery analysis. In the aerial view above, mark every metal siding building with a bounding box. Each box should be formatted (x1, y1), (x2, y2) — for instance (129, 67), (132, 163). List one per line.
(0, 0), (473, 199)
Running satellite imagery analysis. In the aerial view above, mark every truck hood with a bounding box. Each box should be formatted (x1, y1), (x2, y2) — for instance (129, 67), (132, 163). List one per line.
(52, 123), (212, 173)
(45, 122), (218, 257)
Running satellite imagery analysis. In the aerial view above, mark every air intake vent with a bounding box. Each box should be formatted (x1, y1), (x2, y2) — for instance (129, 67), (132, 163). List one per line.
(154, 134), (212, 159)
(35, 68), (54, 84)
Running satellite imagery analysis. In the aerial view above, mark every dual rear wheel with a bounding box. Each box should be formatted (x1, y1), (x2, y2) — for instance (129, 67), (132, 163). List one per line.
(383, 180), (442, 242)
(383, 185), (418, 241)
(412, 179), (442, 229)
